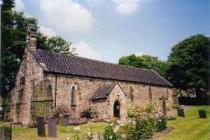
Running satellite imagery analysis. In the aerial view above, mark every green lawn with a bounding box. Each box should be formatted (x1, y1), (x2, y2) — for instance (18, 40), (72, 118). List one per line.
(1, 106), (210, 140)
(159, 106), (210, 140)
(0, 122), (106, 140)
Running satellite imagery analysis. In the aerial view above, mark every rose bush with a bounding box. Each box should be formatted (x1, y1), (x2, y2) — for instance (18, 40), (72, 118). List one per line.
(103, 103), (168, 140)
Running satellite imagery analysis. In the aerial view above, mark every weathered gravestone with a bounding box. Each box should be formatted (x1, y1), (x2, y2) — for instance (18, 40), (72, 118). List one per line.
(0, 126), (12, 140)
(177, 108), (185, 117)
(48, 118), (57, 137)
(198, 110), (207, 118)
(160, 96), (167, 117)
(36, 117), (46, 137)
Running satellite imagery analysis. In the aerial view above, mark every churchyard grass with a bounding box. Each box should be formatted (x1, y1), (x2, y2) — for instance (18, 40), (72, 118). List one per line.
(1, 106), (210, 140)
(12, 122), (106, 140)
(159, 106), (210, 140)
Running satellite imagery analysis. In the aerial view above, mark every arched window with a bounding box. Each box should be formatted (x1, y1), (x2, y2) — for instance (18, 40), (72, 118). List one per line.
(71, 86), (76, 106)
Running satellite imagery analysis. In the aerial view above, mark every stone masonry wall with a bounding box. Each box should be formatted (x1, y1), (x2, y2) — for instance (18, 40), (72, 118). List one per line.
(8, 49), (45, 125)
(45, 73), (175, 120)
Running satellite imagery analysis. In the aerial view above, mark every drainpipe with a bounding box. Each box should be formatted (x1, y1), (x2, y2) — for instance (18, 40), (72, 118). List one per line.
(54, 75), (58, 107)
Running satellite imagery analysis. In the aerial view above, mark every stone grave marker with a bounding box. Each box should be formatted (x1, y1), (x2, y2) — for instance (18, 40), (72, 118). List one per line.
(48, 118), (57, 137)
(0, 125), (12, 140)
(36, 117), (46, 137)
(198, 110), (207, 119)
(177, 108), (185, 117)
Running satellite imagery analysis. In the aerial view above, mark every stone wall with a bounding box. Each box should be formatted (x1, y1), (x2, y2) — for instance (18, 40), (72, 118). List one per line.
(31, 80), (54, 123)
(7, 49), (45, 125)
(45, 73), (175, 120)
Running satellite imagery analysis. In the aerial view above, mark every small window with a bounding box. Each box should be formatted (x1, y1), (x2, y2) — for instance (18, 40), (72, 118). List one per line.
(130, 86), (134, 101)
(148, 86), (152, 101)
(71, 86), (76, 106)
(20, 77), (25, 85)
(18, 88), (24, 102)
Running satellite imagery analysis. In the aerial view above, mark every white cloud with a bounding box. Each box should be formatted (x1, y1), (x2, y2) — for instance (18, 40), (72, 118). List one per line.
(39, 26), (56, 37)
(73, 41), (101, 60)
(113, 0), (138, 15)
(85, 0), (106, 7)
(39, 0), (95, 33)
(113, 0), (151, 15)
(15, 0), (25, 12)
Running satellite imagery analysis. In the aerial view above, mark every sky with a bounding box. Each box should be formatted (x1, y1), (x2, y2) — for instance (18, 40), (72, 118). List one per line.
(15, 0), (210, 63)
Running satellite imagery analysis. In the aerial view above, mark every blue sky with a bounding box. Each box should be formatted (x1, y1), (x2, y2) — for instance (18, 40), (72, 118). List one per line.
(15, 0), (210, 63)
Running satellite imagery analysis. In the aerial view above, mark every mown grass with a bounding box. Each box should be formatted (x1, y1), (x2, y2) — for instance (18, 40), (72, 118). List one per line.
(11, 122), (106, 140)
(159, 106), (210, 140)
(1, 106), (210, 140)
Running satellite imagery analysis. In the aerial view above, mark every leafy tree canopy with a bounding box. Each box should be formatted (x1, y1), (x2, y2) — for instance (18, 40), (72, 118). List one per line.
(118, 54), (169, 77)
(1, 0), (75, 98)
(167, 34), (210, 98)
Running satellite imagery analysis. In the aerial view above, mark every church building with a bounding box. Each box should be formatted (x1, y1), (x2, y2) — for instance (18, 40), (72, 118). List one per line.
(7, 25), (176, 125)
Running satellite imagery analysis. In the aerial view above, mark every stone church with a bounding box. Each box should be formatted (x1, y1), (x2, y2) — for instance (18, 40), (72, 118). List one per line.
(7, 25), (176, 125)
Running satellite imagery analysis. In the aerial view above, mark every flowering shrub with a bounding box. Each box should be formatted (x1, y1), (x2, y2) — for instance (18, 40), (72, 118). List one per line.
(80, 108), (98, 119)
(137, 118), (154, 139)
(127, 107), (140, 118)
(103, 104), (167, 140)
(155, 116), (167, 132)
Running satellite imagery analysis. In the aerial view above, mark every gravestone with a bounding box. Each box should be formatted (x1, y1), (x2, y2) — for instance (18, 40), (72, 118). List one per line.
(0, 126), (12, 140)
(160, 96), (167, 117)
(48, 118), (57, 137)
(198, 110), (207, 118)
(177, 108), (185, 117)
(36, 117), (46, 137)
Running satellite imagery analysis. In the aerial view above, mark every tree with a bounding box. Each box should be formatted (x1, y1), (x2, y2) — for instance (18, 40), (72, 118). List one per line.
(1, 0), (22, 98)
(36, 33), (76, 56)
(1, 1), (75, 98)
(119, 54), (146, 68)
(45, 36), (76, 56)
(118, 54), (169, 77)
(167, 35), (210, 98)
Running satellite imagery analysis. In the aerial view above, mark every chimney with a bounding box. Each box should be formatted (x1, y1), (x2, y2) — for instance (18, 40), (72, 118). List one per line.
(27, 24), (37, 52)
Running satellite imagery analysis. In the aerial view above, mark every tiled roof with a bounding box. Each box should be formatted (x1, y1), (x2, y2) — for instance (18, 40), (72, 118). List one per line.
(91, 84), (115, 100)
(33, 49), (172, 87)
